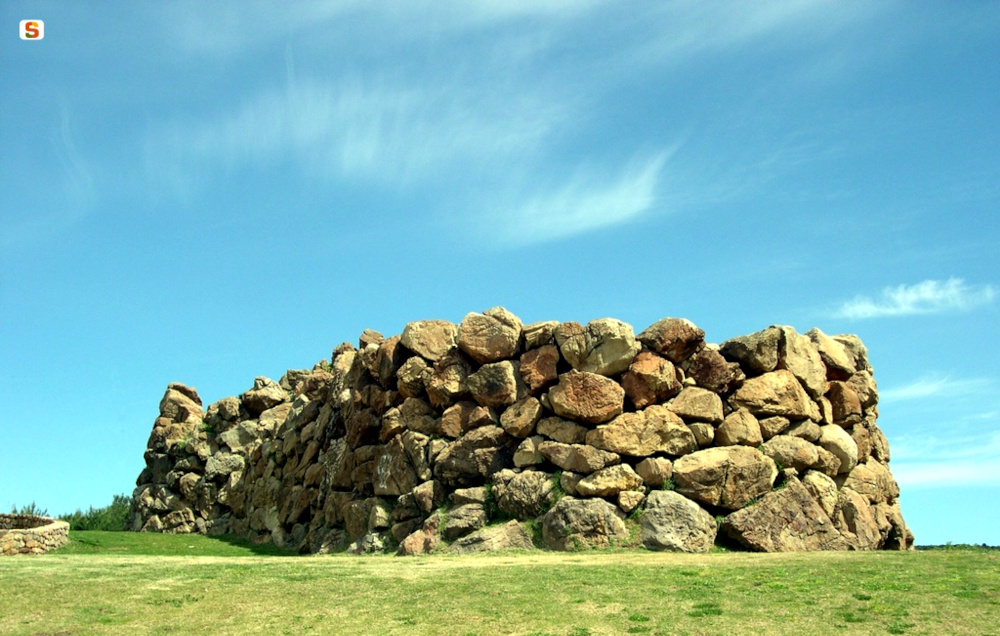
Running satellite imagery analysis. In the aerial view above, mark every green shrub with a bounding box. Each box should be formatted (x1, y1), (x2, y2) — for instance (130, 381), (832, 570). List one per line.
(59, 494), (133, 531)
(9, 501), (49, 516)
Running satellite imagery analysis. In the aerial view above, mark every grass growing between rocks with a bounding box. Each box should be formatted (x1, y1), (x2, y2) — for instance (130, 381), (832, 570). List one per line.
(1, 533), (998, 636)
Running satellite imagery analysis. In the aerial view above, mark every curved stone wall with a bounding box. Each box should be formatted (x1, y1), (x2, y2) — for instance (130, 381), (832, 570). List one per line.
(0, 514), (70, 556)
(131, 310), (912, 554)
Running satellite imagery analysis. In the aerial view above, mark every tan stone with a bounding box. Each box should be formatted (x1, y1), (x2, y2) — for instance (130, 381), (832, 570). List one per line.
(513, 435), (545, 468)
(536, 417), (588, 444)
(827, 381), (862, 426)
(523, 321), (559, 349)
(548, 370), (624, 424)
(689, 423), (714, 447)
(617, 491), (646, 514)
(720, 327), (780, 374)
(519, 345), (560, 394)
(400, 320), (459, 362)
(673, 446), (777, 510)
(667, 387), (724, 423)
(538, 441), (617, 474)
(802, 470), (839, 517)
(729, 369), (811, 418)
(396, 357), (428, 399)
(555, 318), (640, 376)
(424, 351), (471, 408)
(635, 457), (673, 487)
(621, 351), (681, 409)
(807, 328), (857, 380)
(721, 478), (847, 552)
(715, 409), (763, 447)
(637, 317), (705, 363)
(457, 309), (522, 364)
(776, 326), (827, 399)
(576, 464), (644, 497)
(818, 425), (858, 475)
(500, 397), (543, 437)
(761, 435), (819, 472)
(585, 405), (695, 457)
(758, 416), (790, 440)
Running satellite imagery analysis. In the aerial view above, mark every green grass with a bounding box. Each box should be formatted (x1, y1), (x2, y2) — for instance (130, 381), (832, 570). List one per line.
(0, 533), (998, 635)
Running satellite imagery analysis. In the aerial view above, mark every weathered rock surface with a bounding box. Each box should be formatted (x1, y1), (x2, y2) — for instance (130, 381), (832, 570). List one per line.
(542, 497), (628, 551)
(451, 520), (534, 553)
(131, 310), (907, 556)
(729, 370), (811, 419)
(548, 371), (624, 424)
(585, 406), (695, 457)
(722, 478), (848, 552)
(555, 319), (641, 376)
(641, 491), (717, 553)
(673, 446), (777, 510)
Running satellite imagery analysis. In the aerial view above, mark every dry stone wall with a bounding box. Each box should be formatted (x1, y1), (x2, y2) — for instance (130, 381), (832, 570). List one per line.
(131, 310), (913, 554)
(1, 514), (70, 555)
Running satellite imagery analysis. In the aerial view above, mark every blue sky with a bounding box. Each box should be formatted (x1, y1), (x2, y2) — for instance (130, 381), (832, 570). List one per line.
(1, 1), (997, 545)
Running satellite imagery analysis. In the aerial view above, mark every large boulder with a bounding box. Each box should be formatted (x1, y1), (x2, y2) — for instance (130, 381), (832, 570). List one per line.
(761, 435), (819, 472)
(776, 326), (827, 399)
(667, 387), (724, 424)
(400, 320), (459, 362)
(842, 461), (899, 504)
(240, 377), (287, 416)
(835, 488), (882, 550)
(450, 520), (534, 553)
(424, 352), (472, 409)
(499, 397), (543, 438)
(637, 317), (705, 363)
(817, 425), (858, 475)
(729, 370), (812, 419)
(721, 478), (848, 552)
(620, 351), (682, 409)
(673, 446), (777, 510)
(538, 441), (616, 474)
(433, 426), (512, 487)
(467, 361), (521, 408)
(686, 347), (741, 393)
(441, 503), (488, 541)
(547, 371), (625, 424)
(721, 327), (780, 374)
(374, 431), (431, 496)
(519, 345), (560, 394)
(457, 308), (522, 364)
(159, 383), (204, 423)
(492, 470), (556, 520)
(575, 464), (644, 497)
(807, 328), (857, 380)
(555, 319), (640, 376)
(536, 417), (588, 444)
(635, 457), (673, 487)
(641, 490), (717, 553)
(585, 405), (695, 457)
(542, 497), (628, 550)
(714, 409), (763, 447)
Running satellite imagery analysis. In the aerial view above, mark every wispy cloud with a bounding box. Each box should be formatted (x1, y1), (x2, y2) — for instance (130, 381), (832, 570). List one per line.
(145, 77), (566, 188)
(881, 374), (992, 403)
(892, 429), (1000, 489)
(834, 278), (996, 319)
(479, 151), (672, 247)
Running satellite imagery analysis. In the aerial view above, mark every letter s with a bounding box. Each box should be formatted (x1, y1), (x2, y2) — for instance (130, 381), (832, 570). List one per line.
(25, 21), (39, 38)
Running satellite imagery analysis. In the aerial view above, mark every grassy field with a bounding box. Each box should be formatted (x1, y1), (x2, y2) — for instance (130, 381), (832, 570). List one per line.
(1, 532), (998, 636)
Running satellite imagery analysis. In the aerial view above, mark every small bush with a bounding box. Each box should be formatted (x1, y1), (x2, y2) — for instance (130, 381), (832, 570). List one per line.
(10, 501), (49, 516)
(59, 494), (133, 531)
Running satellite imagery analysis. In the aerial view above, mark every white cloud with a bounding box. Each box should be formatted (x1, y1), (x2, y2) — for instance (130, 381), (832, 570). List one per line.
(145, 77), (565, 187)
(481, 151), (671, 247)
(834, 278), (996, 319)
(881, 374), (992, 403)
(892, 429), (1000, 489)
(893, 459), (1000, 489)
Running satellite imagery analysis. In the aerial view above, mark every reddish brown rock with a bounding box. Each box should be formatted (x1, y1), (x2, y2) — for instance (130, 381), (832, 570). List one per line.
(686, 347), (740, 393)
(519, 344), (560, 394)
(467, 361), (520, 409)
(621, 351), (681, 409)
(827, 381), (863, 426)
(637, 317), (706, 363)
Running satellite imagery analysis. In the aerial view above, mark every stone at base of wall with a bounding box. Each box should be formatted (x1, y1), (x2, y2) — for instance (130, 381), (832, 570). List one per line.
(0, 515), (70, 556)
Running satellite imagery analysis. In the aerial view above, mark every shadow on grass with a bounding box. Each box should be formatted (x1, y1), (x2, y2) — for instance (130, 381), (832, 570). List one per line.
(61, 530), (300, 557)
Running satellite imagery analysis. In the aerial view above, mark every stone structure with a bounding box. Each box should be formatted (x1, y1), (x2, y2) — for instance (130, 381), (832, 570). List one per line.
(1, 514), (70, 555)
(130, 310), (912, 554)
